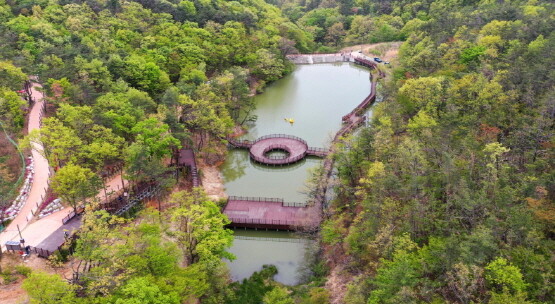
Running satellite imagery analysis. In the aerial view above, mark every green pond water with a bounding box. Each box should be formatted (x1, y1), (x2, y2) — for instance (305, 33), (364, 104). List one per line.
(222, 62), (371, 285)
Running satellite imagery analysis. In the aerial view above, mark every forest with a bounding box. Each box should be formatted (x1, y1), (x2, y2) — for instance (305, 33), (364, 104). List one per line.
(0, 0), (553, 303)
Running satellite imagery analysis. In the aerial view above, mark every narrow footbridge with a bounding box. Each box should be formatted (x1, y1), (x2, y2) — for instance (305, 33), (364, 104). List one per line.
(223, 196), (319, 230)
(228, 134), (328, 166)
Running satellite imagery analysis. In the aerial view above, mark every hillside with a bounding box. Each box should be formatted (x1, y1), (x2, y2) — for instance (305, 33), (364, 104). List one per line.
(0, 0), (553, 303)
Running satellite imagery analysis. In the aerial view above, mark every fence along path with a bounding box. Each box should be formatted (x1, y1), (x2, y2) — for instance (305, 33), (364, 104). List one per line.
(0, 78), (52, 251)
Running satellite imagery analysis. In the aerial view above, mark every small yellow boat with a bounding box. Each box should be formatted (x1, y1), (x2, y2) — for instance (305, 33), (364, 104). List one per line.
(284, 117), (295, 125)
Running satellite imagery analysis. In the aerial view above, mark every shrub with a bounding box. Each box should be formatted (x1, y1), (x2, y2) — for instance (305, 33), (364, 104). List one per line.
(15, 265), (32, 277)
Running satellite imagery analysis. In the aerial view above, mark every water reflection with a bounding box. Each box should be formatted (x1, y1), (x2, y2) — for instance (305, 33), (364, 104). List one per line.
(220, 148), (249, 183)
(226, 230), (314, 285)
(222, 63), (372, 285)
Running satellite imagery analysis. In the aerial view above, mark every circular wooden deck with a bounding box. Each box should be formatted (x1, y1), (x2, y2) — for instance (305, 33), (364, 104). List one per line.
(249, 135), (309, 165)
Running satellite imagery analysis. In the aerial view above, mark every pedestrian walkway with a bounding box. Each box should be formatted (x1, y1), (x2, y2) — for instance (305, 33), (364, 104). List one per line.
(0, 80), (50, 248)
(2, 174), (127, 251)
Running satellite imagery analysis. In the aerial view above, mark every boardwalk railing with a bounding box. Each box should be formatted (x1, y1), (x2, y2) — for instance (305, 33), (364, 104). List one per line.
(61, 208), (83, 225)
(229, 134), (309, 149)
(114, 185), (160, 216)
(227, 217), (303, 227)
(253, 134), (308, 146)
(262, 144), (290, 156)
(228, 138), (253, 148)
(228, 196), (283, 203)
(234, 235), (310, 243)
(307, 147), (328, 157)
(31, 246), (52, 258)
(227, 196), (308, 208)
(249, 150), (306, 165)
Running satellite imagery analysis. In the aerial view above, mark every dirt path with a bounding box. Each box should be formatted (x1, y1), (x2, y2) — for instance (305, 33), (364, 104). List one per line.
(0, 251), (74, 303)
(0, 80), (50, 249)
(340, 42), (402, 63)
(198, 160), (227, 201)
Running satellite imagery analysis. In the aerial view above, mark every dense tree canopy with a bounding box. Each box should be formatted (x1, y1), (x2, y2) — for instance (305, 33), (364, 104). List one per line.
(1, 0), (552, 303)
(320, 0), (555, 303)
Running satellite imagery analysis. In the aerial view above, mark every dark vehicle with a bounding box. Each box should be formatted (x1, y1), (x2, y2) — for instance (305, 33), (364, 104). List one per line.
(374, 57), (383, 63)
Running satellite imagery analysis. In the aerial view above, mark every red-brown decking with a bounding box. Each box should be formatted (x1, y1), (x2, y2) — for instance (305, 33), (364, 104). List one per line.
(224, 196), (320, 230)
(228, 134), (328, 165)
(178, 149), (200, 187)
(223, 56), (381, 230)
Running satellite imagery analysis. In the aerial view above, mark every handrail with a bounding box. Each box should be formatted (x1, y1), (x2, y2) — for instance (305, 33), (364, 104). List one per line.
(227, 217), (303, 226)
(249, 150), (307, 165)
(252, 134), (308, 146)
(262, 144), (291, 160)
(227, 196), (308, 208)
(234, 235), (309, 243)
(228, 196), (284, 203)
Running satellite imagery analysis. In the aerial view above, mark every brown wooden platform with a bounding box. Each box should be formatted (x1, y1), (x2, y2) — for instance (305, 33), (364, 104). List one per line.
(223, 196), (319, 230)
(228, 134), (328, 166)
(178, 149), (200, 187)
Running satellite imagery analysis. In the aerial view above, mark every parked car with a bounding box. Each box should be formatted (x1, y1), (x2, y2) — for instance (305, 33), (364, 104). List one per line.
(384, 61), (390, 64)
(374, 57), (383, 63)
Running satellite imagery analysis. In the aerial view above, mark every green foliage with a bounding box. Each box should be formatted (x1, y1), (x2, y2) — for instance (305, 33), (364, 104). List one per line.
(168, 189), (234, 265)
(23, 117), (82, 168)
(263, 286), (294, 304)
(485, 257), (527, 294)
(226, 265), (279, 304)
(51, 163), (102, 211)
(22, 272), (77, 304)
(14, 265), (32, 277)
(114, 277), (180, 304)
(74, 208), (211, 300)
(0, 61), (26, 91)
(459, 45), (486, 64)
(319, 1), (555, 303)
(131, 118), (181, 159)
(0, 88), (26, 130)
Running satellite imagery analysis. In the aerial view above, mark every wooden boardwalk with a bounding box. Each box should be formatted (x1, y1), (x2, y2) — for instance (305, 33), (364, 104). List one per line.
(228, 134), (328, 165)
(313, 57), (381, 206)
(223, 56), (380, 229)
(223, 196), (319, 230)
(178, 149), (201, 187)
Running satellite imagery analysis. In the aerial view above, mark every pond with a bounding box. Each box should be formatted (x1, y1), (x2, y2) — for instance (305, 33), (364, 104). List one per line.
(222, 62), (371, 284)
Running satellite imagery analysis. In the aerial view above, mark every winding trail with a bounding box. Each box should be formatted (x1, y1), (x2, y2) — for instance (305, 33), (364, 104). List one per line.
(0, 79), (50, 248)
(1, 79), (129, 252)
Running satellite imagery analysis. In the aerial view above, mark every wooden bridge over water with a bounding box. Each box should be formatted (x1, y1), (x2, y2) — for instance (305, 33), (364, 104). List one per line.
(228, 134), (328, 166)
